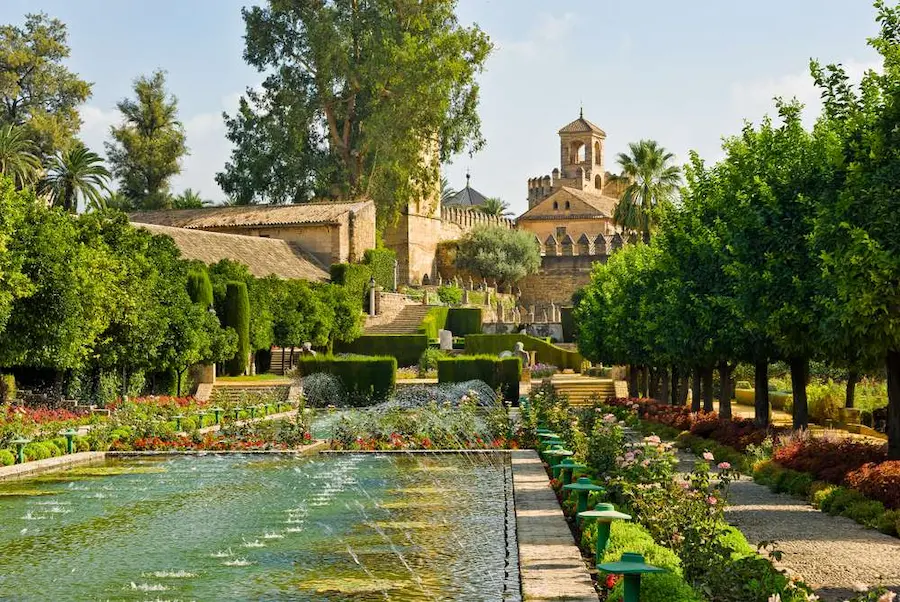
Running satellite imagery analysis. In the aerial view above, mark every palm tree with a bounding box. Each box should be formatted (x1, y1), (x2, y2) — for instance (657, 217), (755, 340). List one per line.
(0, 125), (42, 188)
(42, 143), (111, 213)
(440, 176), (456, 203)
(611, 140), (682, 242)
(174, 188), (212, 208)
(478, 197), (513, 217)
(104, 191), (134, 211)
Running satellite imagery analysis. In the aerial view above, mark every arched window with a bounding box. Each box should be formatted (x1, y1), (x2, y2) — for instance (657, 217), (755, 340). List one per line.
(553, 201), (559, 210)
(570, 141), (585, 164)
(564, 201), (571, 210)
(594, 174), (602, 189)
(594, 141), (601, 164)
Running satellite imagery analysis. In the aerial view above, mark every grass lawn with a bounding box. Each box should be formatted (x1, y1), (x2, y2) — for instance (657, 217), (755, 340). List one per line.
(217, 373), (291, 382)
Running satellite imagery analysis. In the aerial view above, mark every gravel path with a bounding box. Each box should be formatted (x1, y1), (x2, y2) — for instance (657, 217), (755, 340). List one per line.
(676, 450), (900, 601)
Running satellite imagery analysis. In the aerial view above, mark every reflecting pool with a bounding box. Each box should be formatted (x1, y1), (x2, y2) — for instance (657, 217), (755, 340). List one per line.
(0, 453), (519, 601)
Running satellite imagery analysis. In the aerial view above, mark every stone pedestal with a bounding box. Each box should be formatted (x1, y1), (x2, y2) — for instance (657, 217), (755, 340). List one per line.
(438, 329), (453, 351)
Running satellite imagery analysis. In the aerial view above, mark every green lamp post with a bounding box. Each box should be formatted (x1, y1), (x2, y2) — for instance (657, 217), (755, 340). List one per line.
(598, 552), (665, 602)
(211, 407), (224, 425)
(233, 408), (241, 422)
(195, 411), (208, 429)
(61, 429), (78, 454)
(11, 437), (30, 464)
(562, 477), (604, 514)
(537, 431), (559, 439)
(543, 448), (574, 469)
(539, 442), (564, 463)
(578, 503), (632, 565)
(173, 414), (184, 432)
(552, 459), (587, 484)
(249, 405), (257, 420)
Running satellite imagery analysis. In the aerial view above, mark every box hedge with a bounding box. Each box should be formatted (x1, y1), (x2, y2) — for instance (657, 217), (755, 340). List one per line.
(418, 307), (449, 340)
(464, 334), (584, 372)
(330, 262), (373, 305)
(437, 355), (520, 401)
(362, 248), (396, 291)
(334, 334), (428, 368)
(447, 307), (482, 336)
(295, 355), (397, 405)
(223, 281), (250, 376)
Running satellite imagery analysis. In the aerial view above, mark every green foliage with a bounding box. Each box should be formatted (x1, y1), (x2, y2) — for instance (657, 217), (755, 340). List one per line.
(465, 334), (583, 371)
(222, 281), (250, 376)
(219, 0), (491, 223)
(446, 307), (482, 336)
(362, 248), (396, 291)
(0, 449), (14, 465)
(417, 348), (446, 374)
(0, 13), (91, 157)
(186, 269), (214, 307)
(106, 71), (187, 210)
(330, 263), (373, 307)
(0, 125), (42, 188)
(0, 177), (31, 335)
(42, 142), (111, 213)
(436, 284), (463, 306)
(334, 335), (428, 368)
(437, 355), (520, 400)
(610, 139), (682, 242)
(455, 225), (541, 285)
(418, 307), (448, 340)
(295, 355), (397, 405)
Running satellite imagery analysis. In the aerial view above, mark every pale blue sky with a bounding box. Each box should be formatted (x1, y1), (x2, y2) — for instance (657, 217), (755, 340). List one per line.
(0, 1), (882, 214)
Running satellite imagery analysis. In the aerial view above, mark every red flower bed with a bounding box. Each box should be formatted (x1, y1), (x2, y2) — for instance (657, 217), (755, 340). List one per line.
(773, 437), (887, 485)
(107, 396), (199, 411)
(4, 405), (82, 425)
(846, 461), (900, 509)
(605, 397), (777, 451)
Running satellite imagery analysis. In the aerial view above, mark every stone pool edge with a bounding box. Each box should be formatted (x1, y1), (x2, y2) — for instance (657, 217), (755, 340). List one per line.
(0, 440), (327, 482)
(511, 449), (599, 602)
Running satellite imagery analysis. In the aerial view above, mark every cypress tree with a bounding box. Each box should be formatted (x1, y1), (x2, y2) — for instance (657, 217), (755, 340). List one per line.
(223, 281), (250, 376)
(186, 269), (214, 307)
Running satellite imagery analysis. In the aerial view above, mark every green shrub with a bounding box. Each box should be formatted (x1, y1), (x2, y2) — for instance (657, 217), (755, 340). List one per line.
(51, 437), (69, 455)
(810, 481), (837, 507)
(719, 525), (755, 557)
(330, 262), (372, 305)
(608, 571), (704, 602)
(437, 284), (463, 306)
(417, 348), (446, 374)
(24, 442), (51, 462)
(843, 499), (886, 527)
(296, 355), (397, 405)
(464, 334), (584, 371)
(821, 487), (867, 515)
(0, 449), (15, 465)
(223, 281), (250, 376)
(74, 436), (90, 452)
(334, 334), (428, 368)
(446, 308), (482, 336)
(876, 509), (900, 536)
(418, 307), (449, 340)
(437, 355), (520, 401)
(362, 248), (396, 291)
(186, 268), (214, 307)
(806, 379), (844, 422)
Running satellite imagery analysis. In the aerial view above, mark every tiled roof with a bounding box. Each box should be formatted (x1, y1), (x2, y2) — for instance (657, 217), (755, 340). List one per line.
(516, 187), (618, 221)
(558, 116), (606, 137)
(138, 223), (329, 282)
(128, 200), (372, 229)
(442, 185), (490, 208)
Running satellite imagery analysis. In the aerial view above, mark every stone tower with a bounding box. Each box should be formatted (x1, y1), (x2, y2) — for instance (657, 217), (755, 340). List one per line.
(528, 110), (608, 208)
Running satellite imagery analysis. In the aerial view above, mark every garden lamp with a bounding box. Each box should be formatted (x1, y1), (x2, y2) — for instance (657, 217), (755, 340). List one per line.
(598, 552), (665, 602)
(562, 477), (604, 514)
(578, 503), (632, 565)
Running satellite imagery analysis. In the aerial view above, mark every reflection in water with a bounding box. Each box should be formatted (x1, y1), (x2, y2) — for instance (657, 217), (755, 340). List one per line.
(0, 453), (520, 601)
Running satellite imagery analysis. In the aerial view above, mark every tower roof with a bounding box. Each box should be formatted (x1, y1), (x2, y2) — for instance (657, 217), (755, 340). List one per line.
(442, 172), (490, 208)
(558, 112), (606, 137)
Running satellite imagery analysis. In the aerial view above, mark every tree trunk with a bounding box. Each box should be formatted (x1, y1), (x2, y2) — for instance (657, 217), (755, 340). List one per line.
(754, 361), (770, 428)
(281, 347), (287, 376)
(845, 369), (858, 409)
(660, 367), (670, 405)
(691, 368), (701, 412)
(790, 357), (809, 430)
(718, 360), (733, 420)
(679, 374), (689, 406)
(177, 369), (183, 397)
(886, 350), (900, 460)
(648, 366), (658, 400)
(670, 365), (679, 405)
(701, 366), (714, 413)
(627, 365), (639, 398)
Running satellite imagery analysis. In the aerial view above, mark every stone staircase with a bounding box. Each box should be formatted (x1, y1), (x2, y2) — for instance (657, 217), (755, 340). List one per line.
(548, 374), (616, 406)
(209, 382), (294, 404)
(364, 305), (432, 335)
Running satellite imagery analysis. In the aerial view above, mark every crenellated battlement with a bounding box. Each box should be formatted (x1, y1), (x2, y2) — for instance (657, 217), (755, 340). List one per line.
(440, 205), (515, 230)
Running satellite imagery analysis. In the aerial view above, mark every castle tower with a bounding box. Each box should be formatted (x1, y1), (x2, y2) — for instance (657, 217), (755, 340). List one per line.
(528, 110), (608, 208)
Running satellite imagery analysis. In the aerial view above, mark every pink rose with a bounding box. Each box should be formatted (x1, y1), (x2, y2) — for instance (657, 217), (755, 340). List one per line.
(702, 452), (714, 461)
(717, 462), (731, 470)
(707, 496), (717, 505)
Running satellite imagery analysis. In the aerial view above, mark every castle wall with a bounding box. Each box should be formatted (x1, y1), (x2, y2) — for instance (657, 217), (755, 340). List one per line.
(519, 254), (607, 308)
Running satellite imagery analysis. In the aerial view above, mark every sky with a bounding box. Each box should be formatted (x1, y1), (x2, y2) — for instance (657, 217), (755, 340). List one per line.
(0, 0), (883, 215)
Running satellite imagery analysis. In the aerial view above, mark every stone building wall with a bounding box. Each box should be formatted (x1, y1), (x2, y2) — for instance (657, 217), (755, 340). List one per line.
(518, 254), (607, 308)
(206, 223), (338, 267)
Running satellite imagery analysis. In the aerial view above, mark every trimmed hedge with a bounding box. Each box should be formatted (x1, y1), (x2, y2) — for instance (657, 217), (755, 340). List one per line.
(464, 334), (584, 371)
(330, 263), (372, 305)
(334, 334), (428, 368)
(295, 355), (397, 405)
(447, 307), (482, 336)
(437, 355), (520, 400)
(223, 281), (250, 376)
(363, 248), (396, 291)
(418, 307), (449, 340)
(186, 269), (213, 307)
(560, 306), (575, 343)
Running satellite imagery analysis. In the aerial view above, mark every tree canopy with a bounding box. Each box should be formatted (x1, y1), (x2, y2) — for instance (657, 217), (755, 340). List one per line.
(456, 225), (541, 286)
(217, 0), (492, 226)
